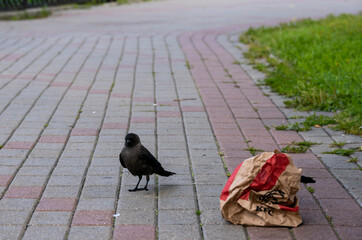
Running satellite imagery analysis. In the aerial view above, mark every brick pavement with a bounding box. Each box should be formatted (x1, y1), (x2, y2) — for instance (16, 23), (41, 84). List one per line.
(0, 0), (361, 239)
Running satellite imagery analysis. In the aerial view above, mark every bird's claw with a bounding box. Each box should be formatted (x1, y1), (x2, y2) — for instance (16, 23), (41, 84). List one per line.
(128, 188), (142, 192)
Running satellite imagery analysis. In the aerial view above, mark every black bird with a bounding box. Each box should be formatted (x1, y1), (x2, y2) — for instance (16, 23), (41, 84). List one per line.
(119, 133), (176, 191)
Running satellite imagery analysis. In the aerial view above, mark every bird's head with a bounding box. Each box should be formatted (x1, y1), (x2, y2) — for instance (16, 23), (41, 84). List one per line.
(124, 133), (141, 147)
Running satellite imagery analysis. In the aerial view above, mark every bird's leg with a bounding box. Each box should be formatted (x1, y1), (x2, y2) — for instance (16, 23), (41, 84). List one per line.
(128, 176), (142, 192)
(143, 175), (150, 191)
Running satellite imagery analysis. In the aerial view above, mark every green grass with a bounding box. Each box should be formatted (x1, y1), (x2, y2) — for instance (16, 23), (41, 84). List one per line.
(240, 14), (362, 135)
(323, 148), (357, 156)
(0, 6), (51, 20)
(282, 141), (319, 153)
(244, 147), (264, 156)
(307, 186), (314, 194)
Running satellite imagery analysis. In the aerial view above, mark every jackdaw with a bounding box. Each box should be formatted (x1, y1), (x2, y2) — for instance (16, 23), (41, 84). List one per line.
(119, 133), (175, 191)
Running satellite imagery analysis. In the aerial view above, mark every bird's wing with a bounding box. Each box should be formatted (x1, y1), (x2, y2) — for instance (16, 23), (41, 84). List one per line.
(140, 145), (162, 170)
(119, 152), (126, 168)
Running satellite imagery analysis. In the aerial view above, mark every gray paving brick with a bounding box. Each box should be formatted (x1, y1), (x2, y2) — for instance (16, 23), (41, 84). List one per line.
(158, 209), (197, 225)
(158, 224), (200, 240)
(203, 224), (247, 240)
(52, 166), (87, 176)
(0, 210), (30, 225)
(118, 195), (156, 210)
(43, 186), (80, 198)
(159, 196), (196, 210)
(0, 225), (23, 240)
(23, 226), (67, 240)
(29, 211), (72, 226)
(68, 226), (112, 240)
(48, 175), (83, 187)
(84, 175), (118, 187)
(12, 175), (48, 186)
(77, 197), (114, 210)
(0, 198), (37, 211)
(81, 186), (117, 198)
(115, 209), (155, 225)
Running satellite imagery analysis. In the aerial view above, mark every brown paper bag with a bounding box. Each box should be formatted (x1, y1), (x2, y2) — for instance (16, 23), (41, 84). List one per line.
(220, 151), (302, 227)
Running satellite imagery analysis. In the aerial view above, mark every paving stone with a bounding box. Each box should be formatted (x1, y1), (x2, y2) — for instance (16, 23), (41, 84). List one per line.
(72, 210), (113, 226)
(335, 226), (362, 240)
(247, 226), (292, 240)
(4, 186), (43, 199)
(36, 198), (77, 211)
(48, 175), (83, 186)
(158, 224), (200, 240)
(293, 225), (338, 240)
(77, 197), (114, 210)
(0, 210), (30, 225)
(81, 186), (117, 198)
(114, 225), (155, 240)
(0, 198), (37, 211)
(0, 225), (23, 239)
(158, 209), (197, 225)
(42, 186), (80, 198)
(29, 211), (72, 225)
(68, 226), (112, 240)
(159, 196), (196, 210)
(115, 209), (155, 225)
(23, 226), (68, 240)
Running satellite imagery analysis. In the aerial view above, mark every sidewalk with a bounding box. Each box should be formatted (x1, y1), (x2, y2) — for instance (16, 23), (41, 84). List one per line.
(0, 0), (361, 239)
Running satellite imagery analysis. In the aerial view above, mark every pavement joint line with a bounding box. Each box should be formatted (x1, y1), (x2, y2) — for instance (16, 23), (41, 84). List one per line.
(0, 37), (75, 149)
(151, 35), (160, 240)
(0, 37), (44, 75)
(0, 37), (31, 65)
(184, 30), (253, 239)
(63, 36), (117, 237)
(168, 33), (204, 239)
(12, 37), (100, 238)
(0, 36), (84, 200)
(107, 35), (128, 240)
(0, 37), (54, 90)
(112, 35), (140, 239)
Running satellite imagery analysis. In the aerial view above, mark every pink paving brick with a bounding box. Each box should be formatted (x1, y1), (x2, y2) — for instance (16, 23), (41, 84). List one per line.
(319, 198), (360, 212)
(247, 227), (292, 240)
(51, 82), (71, 87)
(299, 209), (329, 225)
(113, 225), (156, 240)
(157, 111), (181, 117)
(326, 210), (362, 226)
(257, 107), (285, 119)
(270, 129), (304, 144)
(335, 226), (362, 240)
(39, 135), (68, 143)
(0, 175), (13, 186)
(4, 142), (34, 149)
(102, 122), (128, 129)
(71, 128), (99, 136)
(293, 225), (338, 240)
(4, 186), (43, 199)
(131, 117), (154, 123)
(72, 210), (113, 226)
(36, 198), (77, 211)
(89, 89), (109, 94)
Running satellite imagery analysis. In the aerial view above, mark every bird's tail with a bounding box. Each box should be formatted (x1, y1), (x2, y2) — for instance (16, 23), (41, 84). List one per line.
(301, 175), (316, 183)
(156, 167), (176, 177)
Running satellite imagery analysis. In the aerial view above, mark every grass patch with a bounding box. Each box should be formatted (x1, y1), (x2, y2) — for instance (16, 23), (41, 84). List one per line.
(329, 141), (346, 148)
(282, 141), (319, 153)
(275, 114), (338, 132)
(0, 6), (51, 20)
(240, 14), (362, 135)
(195, 210), (202, 216)
(323, 148), (357, 156)
(307, 186), (314, 194)
(244, 147), (264, 156)
(347, 157), (358, 163)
